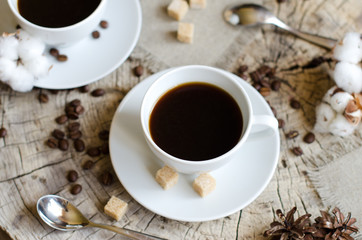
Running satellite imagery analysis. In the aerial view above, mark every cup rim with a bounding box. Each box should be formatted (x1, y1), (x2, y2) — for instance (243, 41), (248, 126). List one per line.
(140, 65), (253, 166)
(7, 0), (106, 32)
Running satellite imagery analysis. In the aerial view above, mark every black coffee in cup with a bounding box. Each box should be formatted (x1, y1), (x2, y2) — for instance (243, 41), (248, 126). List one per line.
(18, 0), (101, 28)
(149, 82), (243, 161)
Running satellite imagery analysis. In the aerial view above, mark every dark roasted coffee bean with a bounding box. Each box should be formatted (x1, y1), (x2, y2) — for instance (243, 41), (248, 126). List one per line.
(67, 112), (79, 120)
(79, 85), (90, 93)
(67, 170), (78, 182)
(92, 31), (100, 39)
(134, 65), (144, 77)
(58, 139), (69, 151)
(74, 105), (85, 115)
(100, 20), (109, 29)
(65, 105), (75, 113)
(83, 160), (94, 170)
(100, 143), (109, 154)
(46, 138), (57, 148)
(98, 130), (109, 140)
(259, 87), (271, 97)
(281, 159), (287, 168)
(69, 99), (81, 107)
(278, 119), (285, 129)
(303, 132), (315, 144)
(100, 171), (113, 185)
(286, 130), (299, 139)
(57, 54), (68, 62)
(91, 88), (105, 97)
(87, 147), (101, 157)
(237, 65), (248, 73)
(266, 68), (276, 78)
(49, 48), (59, 57)
(52, 129), (65, 139)
(260, 79), (270, 88)
(291, 147), (303, 156)
(68, 130), (82, 140)
(74, 139), (85, 152)
(70, 184), (82, 195)
(0, 127), (7, 138)
(290, 99), (301, 109)
(271, 80), (281, 91)
(257, 65), (272, 75)
(38, 93), (49, 103)
(55, 115), (68, 124)
(238, 73), (248, 80)
(68, 122), (81, 132)
(252, 82), (261, 91)
(250, 70), (262, 83)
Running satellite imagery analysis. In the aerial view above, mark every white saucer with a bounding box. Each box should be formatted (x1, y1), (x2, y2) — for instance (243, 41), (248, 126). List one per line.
(109, 69), (280, 222)
(0, 0), (142, 89)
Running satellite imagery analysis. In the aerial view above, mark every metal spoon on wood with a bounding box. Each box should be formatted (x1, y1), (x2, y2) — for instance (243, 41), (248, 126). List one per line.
(37, 195), (165, 240)
(224, 3), (337, 49)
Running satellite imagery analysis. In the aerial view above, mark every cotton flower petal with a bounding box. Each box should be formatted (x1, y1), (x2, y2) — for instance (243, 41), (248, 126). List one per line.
(0, 34), (19, 60)
(333, 32), (362, 64)
(333, 61), (362, 93)
(330, 92), (353, 113)
(328, 114), (357, 136)
(23, 55), (52, 78)
(17, 30), (45, 61)
(0, 57), (17, 82)
(314, 103), (336, 133)
(8, 65), (35, 92)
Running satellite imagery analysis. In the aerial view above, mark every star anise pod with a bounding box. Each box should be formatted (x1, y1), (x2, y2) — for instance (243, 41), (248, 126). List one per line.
(264, 207), (317, 240)
(313, 207), (358, 240)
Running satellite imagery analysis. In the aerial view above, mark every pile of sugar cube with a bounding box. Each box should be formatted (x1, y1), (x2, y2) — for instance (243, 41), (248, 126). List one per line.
(315, 32), (362, 136)
(167, 0), (207, 44)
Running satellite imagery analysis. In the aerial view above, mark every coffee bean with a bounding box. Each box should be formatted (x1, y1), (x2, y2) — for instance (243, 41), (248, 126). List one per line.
(303, 132), (315, 144)
(57, 54), (68, 62)
(79, 85), (90, 93)
(52, 129), (65, 139)
(237, 65), (248, 73)
(0, 127), (7, 138)
(83, 160), (94, 170)
(46, 138), (58, 148)
(250, 70), (262, 83)
(281, 159), (287, 168)
(290, 99), (301, 109)
(271, 80), (281, 91)
(55, 115), (68, 124)
(98, 130), (109, 141)
(67, 170), (78, 182)
(100, 171), (113, 185)
(286, 130), (299, 139)
(260, 79), (271, 88)
(58, 139), (69, 151)
(38, 93), (49, 103)
(257, 65), (273, 76)
(252, 83), (261, 91)
(100, 143), (109, 155)
(74, 105), (85, 115)
(68, 122), (81, 132)
(65, 105), (75, 113)
(68, 130), (82, 140)
(87, 147), (101, 157)
(67, 112), (79, 120)
(238, 73), (248, 80)
(74, 139), (85, 152)
(91, 88), (105, 97)
(100, 20), (109, 29)
(70, 184), (82, 195)
(278, 119), (285, 128)
(69, 99), (81, 107)
(291, 147), (303, 156)
(134, 65), (144, 77)
(92, 31), (100, 39)
(49, 48), (59, 57)
(259, 87), (271, 97)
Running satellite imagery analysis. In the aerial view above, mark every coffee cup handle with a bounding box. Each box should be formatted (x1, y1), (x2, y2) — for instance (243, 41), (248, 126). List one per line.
(248, 115), (279, 140)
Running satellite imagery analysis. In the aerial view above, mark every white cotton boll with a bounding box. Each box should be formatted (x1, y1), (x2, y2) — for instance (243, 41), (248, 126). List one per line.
(23, 55), (51, 78)
(0, 35), (19, 60)
(330, 92), (353, 113)
(328, 114), (357, 136)
(333, 61), (362, 93)
(17, 31), (46, 61)
(322, 86), (339, 103)
(314, 103), (336, 133)
(0, 57), (17, 82)
(333, 32), (362, 64)
(8, 65), (34, 92)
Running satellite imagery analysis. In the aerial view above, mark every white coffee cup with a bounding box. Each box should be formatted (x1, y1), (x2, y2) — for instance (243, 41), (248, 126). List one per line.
(7, 0), (107, 46)
(140, 65), (279, 174)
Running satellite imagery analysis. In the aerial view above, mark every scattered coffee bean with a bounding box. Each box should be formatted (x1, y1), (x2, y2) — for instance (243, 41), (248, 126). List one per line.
(74, 139), (85, 152)
(238, 73), (248, 80)
(250, 70), (262, 83)
(281, 159), (287, 168)
(68, 130), (82, 140)
(303, 132), (315, 144)
(38, 93), (49, 103)
(260, 79), (271, 88)
(134, 65), (144, 77)
(57, 54), (68, 62)
(0, 127), (7, 138)
(55, 115), (68, 124)
(291, 147), (303, 156)
(69, 99), (81, 107)
(74, 105), (85, 115)
(238, 65), (248, 73)
(92, 30), (100, 39)
(83, 160), (94, 170)
(52, 129), (65, 139)
(58, 139), (69, 151)
(290, 99), (301, 109)
(46, 138), (58, 148)
(258, 65), (273, 76)
(49, 48), (59, 57)
(79, 85), (90, 93)
(67, 112), (79, 120)
(286, 130), (299, 139)
(259, 87), (271, 97)
(278, 119), (285, 128)
(67, 170), (78, 182)
(100, 20), (109, 29)
(100, 171), (113, 185)
(91, 88), (105, 97)
(87, 147), (101, 157)
(70, 184), (82, 195)
(68, 122), (81, 132)
(100, 143), (109, 155)
(271, 80), (281, 91)
(252, 82), (261, 91)
(98, 130), (109, 141)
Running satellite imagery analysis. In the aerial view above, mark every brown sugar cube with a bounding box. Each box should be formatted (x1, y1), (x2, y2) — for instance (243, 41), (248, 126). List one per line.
(104, 196), (128, 221)
(193, 173), (216, 197)
(155, 165), (179, 190)
(189, 0), (207, 9)
(177, 22), (194, 44)
(167, 0), (189, 21)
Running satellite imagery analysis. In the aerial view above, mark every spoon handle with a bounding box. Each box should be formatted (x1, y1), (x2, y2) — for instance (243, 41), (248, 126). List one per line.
(266, 17), (337, 50)
(89, 222), (166, 240)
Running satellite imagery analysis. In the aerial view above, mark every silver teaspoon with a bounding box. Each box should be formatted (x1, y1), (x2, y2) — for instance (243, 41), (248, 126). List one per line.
(37, 195), (165, 240)
(224, 3), (337, 49)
